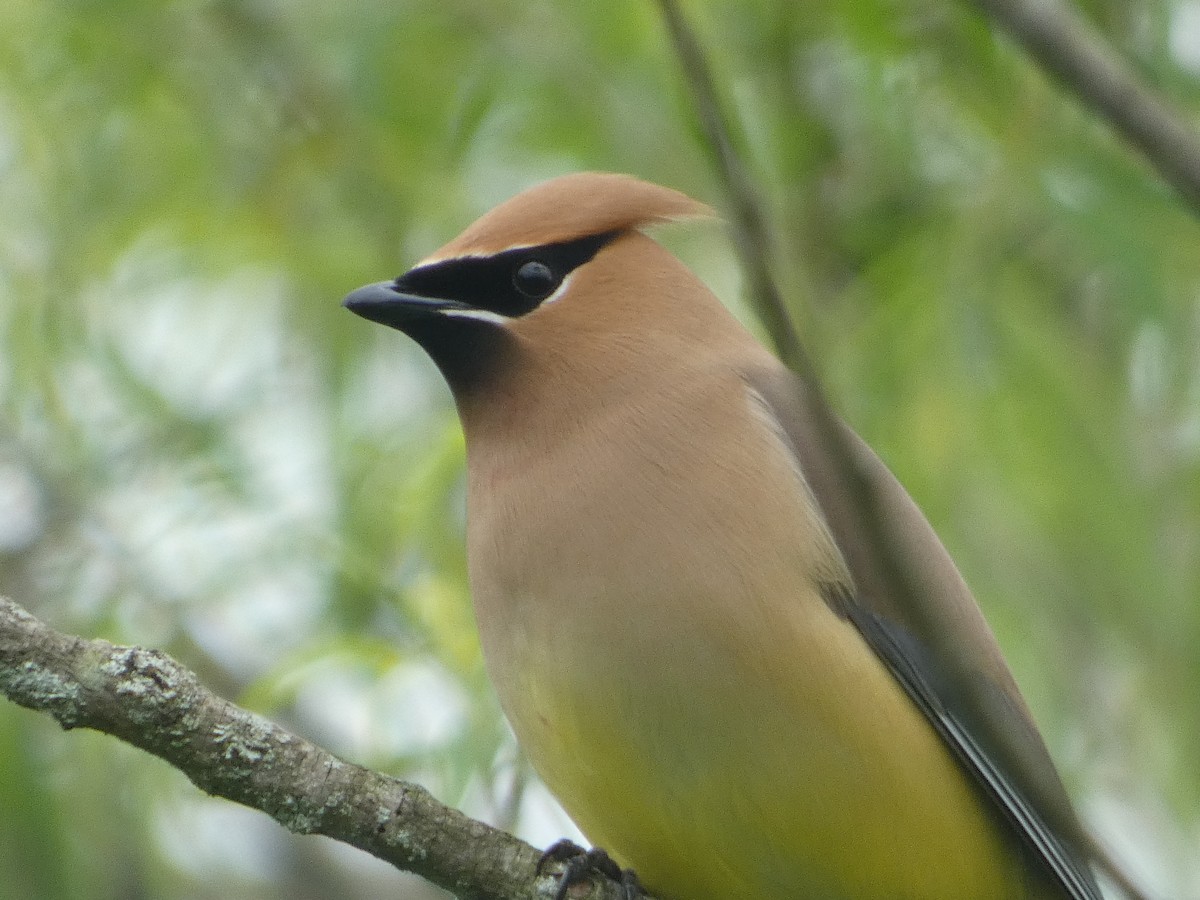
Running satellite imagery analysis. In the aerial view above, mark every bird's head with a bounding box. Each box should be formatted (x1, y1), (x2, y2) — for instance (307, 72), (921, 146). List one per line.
(343, 173), (718, 399)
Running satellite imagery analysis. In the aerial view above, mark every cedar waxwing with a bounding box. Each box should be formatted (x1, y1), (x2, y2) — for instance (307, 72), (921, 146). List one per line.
(344, 173), (1114, 900)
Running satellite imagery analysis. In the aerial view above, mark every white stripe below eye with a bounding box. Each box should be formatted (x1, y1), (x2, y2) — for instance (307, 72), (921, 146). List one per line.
(440, 308), (512, 325)
(540, 271), (575, 305)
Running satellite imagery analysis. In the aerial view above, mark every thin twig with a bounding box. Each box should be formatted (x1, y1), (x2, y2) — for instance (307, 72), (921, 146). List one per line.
(970, 0), (1200, 214)
(654, 0), (918, 637)
(654, 0), (808, 371)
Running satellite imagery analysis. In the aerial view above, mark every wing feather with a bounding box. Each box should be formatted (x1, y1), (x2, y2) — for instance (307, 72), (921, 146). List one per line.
(747, 364), (1101, 900)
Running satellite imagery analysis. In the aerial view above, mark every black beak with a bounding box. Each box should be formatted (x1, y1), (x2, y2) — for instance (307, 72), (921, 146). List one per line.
(343, 281), (472, 330)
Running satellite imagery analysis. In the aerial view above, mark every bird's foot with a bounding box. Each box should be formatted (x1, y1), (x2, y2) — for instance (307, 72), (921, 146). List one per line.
(537, 839), (644, 900)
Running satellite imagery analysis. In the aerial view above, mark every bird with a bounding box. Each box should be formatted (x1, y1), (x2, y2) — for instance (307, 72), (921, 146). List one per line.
(344, 172), (1116, 899)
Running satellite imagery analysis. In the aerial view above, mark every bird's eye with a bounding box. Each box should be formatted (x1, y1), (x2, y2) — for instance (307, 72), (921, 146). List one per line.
(513, 260), (559, 299)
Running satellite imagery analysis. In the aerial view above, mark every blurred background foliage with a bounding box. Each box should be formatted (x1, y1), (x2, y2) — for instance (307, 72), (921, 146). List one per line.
(0, 0), (1197, 897)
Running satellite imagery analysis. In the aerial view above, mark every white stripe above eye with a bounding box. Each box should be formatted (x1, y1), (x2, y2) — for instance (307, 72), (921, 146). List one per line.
(416, 242), (541, 268)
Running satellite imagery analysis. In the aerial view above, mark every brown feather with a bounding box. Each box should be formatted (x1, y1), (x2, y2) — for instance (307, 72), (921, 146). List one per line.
(423, 172), (713, 263)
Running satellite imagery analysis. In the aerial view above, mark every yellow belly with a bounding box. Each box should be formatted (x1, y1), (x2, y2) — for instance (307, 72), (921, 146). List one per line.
(492, 588), (1030, 900)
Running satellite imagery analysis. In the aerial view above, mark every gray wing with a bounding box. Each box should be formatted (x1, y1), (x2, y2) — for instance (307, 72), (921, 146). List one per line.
(746, 363), (1102, 900)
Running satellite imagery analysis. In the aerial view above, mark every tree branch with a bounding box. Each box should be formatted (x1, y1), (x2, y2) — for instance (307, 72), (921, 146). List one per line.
(0, 595), (633, 900)
(968, 0), (1200, 214)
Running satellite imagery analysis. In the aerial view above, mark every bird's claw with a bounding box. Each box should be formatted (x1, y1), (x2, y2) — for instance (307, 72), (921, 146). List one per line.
(537, 839), (644, 900)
